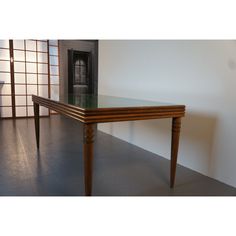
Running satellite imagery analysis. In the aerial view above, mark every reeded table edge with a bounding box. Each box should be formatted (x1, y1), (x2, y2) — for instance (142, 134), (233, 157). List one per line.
(32, 95), (185, 123)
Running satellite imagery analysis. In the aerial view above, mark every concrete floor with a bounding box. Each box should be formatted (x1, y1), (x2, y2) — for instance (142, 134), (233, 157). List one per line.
(0, 115), (235, 196)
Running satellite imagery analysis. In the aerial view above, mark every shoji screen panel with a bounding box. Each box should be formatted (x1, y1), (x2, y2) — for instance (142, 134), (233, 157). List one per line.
(13, 40), (49, 117)
(49, 40), (60, 114)
(37, 40), (49, 116)
(0, 40), (12, 118)
(0, 39), (60, 119)
(14, 40), (26, 117)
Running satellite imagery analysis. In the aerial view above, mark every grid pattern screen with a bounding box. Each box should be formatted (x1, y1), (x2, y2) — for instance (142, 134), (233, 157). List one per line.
(0, 40), (60, 118)
(0, 40), (12, 117)
(49, 40), (59, 114)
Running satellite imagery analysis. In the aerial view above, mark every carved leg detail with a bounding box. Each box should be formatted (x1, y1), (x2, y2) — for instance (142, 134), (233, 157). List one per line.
(170, 117), (181, 188)
(83, 123), (94, 196)
(33, 102), (40, 149)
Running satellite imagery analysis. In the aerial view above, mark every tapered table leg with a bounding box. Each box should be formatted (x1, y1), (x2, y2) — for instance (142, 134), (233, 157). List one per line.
(170, 117), (181, 188)
(33, 102), (40, 149)
(83, 123), (94, 196)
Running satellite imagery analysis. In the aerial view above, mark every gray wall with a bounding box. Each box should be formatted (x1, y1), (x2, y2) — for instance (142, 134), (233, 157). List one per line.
(98, 40), (236, 188)
(59, 40), (98, 100)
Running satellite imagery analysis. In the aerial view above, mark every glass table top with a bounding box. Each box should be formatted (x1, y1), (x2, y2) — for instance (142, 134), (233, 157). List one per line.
(54, 94), (177, 110)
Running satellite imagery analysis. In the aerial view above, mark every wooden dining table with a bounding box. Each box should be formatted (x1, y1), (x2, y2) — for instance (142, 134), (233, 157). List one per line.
(32, 94), (185, 196)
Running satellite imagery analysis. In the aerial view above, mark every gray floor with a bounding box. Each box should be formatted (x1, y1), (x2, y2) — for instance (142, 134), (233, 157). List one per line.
(0, 115), (235, 196)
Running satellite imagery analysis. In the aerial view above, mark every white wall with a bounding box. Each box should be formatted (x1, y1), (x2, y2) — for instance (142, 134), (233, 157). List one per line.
(98, 40), (236, 188)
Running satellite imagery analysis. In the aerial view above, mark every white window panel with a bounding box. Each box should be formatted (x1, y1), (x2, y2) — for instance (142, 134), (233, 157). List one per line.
(50, 65), (59, 75)
(38, 74), (48, 84)
(38, 52), (48, 63)
(27, 95), (33, 105)
(27, 85), (37, 95)
(0, 95), (12, 106)
(49, 40), (58, 46)
(1, 84), (11, 94)
(0, 61), (10, 72)
(27, 106), (34, 116)
(0, 107), (12, 118)
(26, 62), (37, 73)
(16, 106), (26, 117)
(40, 106), (49, 116)
(26, 51), (36, 62)
(14, 73), (25, 83)
(26, 40), (36, 51)
(49, 46), (58, 56)
(38, 63), (48, 74)
(49, 56), (58, 65)
(38, 85), (48, 97)
(50, 75), (59, 84)
(0, 49), (10, 60)
(14, 62), (25, 73)
(37, 41), (47, 52)
(51, 85), (59, 101)
(13, 40), (25, 50)
(0, 40), (9, 48)
(15, 85), (26, 95)
(14, 50), (25, 61)
(27, 73), (37, 84)
(0, 72), (11, 83)
(15, 96), (27, 106)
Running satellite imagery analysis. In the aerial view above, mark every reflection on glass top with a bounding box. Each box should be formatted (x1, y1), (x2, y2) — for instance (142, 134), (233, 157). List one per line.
(56, 94), (176, 110)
